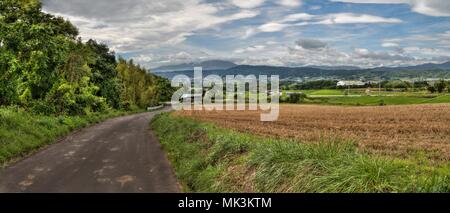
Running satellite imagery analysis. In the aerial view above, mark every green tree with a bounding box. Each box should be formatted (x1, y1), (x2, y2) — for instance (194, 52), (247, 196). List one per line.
(0, 0), (78, 104)
(85, 40), (121, 109)
(46, 52), (107, 115)
(0, 0), (173, 114)
(117, 58), (168, 109)
(427, 85), (436, 94)
(434, 80), (448, 93)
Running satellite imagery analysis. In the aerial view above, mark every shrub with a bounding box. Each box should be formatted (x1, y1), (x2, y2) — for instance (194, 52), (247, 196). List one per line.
(288, 93), (307, 103)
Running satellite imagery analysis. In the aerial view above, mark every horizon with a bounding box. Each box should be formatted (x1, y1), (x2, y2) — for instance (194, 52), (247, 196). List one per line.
(151, 58), (450, 71)
(41, 0), (450, 69)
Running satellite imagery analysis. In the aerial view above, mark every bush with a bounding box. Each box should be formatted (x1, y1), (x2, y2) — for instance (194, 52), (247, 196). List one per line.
(288, 93), (307, 103)
(383, 80), (411, 90)
(435, 80), (448, 93)
(30, 100), (56, 115)
(427, 86), (436, 93)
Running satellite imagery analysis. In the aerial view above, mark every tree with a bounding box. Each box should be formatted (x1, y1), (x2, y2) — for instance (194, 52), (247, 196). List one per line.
(116, 58), (169, 109)
(288, 93), (307, 103)
(0, 0), (173, 114)
(434, 80), (448, 93)
(427, 85), (436, 94)
(0, 0), (78, 104)
(383, 80), (411, 90)
(85, 39), (121, 109)
(46, 52), (107, 115)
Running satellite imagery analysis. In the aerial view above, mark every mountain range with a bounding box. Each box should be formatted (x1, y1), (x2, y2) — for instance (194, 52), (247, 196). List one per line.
(153, 60), (236, 72)
(152, 60), (450, 80)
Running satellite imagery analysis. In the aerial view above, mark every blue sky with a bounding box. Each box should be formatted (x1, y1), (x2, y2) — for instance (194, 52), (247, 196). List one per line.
(42, 0), (450, 68)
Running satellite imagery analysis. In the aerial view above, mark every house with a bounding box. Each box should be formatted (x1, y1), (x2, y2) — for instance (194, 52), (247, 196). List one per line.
(337, 80), (366, 87)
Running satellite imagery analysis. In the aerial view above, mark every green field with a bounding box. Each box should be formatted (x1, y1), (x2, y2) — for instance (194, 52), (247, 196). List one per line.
(286, 89), (346, 96)
(281, 89), (450, 106)
(151, 113), (450, 193)
(305, 94), (450, 106)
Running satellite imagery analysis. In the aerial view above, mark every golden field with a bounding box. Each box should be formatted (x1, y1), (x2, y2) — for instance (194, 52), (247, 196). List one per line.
(174, 104), (450, 161)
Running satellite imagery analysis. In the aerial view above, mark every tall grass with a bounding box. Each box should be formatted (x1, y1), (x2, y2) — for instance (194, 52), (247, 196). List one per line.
(0, 107), (141, 166)
(151, 113), (450, 193)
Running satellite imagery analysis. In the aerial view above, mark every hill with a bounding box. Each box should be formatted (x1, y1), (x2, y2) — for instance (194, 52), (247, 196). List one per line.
(153, 60), (236, 72)
(153, 61), (450, 80)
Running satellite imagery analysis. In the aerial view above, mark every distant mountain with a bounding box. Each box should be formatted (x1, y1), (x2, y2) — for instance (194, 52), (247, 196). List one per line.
(153, 60), (237, 72)
(307, 65), (361, 70)
(153, 61), (450, 80)
(371, 61), (450, 72)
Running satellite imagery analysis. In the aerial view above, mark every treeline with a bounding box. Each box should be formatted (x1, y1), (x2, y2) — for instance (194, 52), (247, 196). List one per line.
(0, 0), (172, 115)
(282, 79), (450, 93)
(380, 80), (449, 93)
(282, 80), (338, 90)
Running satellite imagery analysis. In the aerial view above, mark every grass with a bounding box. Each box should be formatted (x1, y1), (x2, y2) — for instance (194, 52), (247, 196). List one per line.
(285, 89), (346, 96)
(305, 94), (450, 106)
(0, 107), (143, 167)
(281, 89), (450, 106)
(151, 113), (450, 193)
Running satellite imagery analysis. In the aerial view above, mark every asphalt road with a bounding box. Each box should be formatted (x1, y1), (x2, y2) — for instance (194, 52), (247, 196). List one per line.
(0, 109), (180, 193)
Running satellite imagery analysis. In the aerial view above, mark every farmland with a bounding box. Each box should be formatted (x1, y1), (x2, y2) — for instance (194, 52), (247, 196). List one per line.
(281, 89), (450, 106)
(174, 104), (450, 161)
(304, 94), (450, 106)
(151, 100), (450, 192)
(151, 111), (450, 192)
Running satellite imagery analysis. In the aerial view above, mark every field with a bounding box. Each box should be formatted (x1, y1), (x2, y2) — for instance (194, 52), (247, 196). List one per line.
(305, 94), (450, 106)
(174, 104), (450, 161)
(153, 89), (450, 192)
(151, 113), (450, 192)
(282, 89), (450, 106)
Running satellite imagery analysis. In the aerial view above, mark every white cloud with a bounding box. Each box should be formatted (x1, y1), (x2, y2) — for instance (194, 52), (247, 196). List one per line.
(42, 0), (450, 68)
(277, 0), (302, 8)
(286, 44), (430, 67)
(403, 46), (450, 57)
(316, 13), (402, 24)
(231, 0), (266, 9)
(43, 0), (259, 52)
(331, 0), (450, 17)
(258, 22), (289, 32)
(234, 45), (266, 54)
(230, 39), (443, 68)
(382, 42), (400, 47)
(256, 12), (402, 33)
(281, 13), (315, 22)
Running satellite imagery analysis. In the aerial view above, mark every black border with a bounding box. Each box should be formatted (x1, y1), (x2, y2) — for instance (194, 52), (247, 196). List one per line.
(1, 193), (448, 211)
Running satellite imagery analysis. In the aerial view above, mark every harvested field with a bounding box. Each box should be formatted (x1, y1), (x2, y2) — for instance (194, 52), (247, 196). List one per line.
(174, 104), (450, 161)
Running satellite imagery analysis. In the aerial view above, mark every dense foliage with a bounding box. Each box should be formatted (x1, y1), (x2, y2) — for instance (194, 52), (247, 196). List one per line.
(0, 0), (171, 115)
(282, 80), (339, 90)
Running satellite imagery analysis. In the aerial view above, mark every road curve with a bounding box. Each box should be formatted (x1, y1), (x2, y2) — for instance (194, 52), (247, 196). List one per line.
(0, 108), (180, 193)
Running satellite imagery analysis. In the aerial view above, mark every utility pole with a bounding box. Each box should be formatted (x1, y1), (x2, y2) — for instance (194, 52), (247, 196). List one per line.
(379, 75), (381, 96)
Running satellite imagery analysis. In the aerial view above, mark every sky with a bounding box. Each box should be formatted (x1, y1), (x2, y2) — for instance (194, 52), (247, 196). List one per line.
(41, 0), (450, 69)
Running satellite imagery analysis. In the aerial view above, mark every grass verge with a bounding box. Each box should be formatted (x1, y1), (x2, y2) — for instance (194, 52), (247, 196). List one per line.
(0, 107), (143, 167)
(305, 94), (450, 106)
(151, 113), (450, 193)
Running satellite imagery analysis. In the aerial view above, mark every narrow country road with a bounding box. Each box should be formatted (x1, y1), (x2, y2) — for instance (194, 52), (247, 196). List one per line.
(0, 108), (180, 193)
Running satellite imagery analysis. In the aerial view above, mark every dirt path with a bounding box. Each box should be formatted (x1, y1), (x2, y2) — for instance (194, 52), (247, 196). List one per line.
(0, 108), (180, 193)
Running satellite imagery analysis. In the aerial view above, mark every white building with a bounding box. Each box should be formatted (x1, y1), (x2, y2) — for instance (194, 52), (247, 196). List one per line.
(337, 81), (366, 87)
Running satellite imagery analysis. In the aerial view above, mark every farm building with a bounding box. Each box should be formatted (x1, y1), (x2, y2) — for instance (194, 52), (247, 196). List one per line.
(337, 81), (366, 87)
